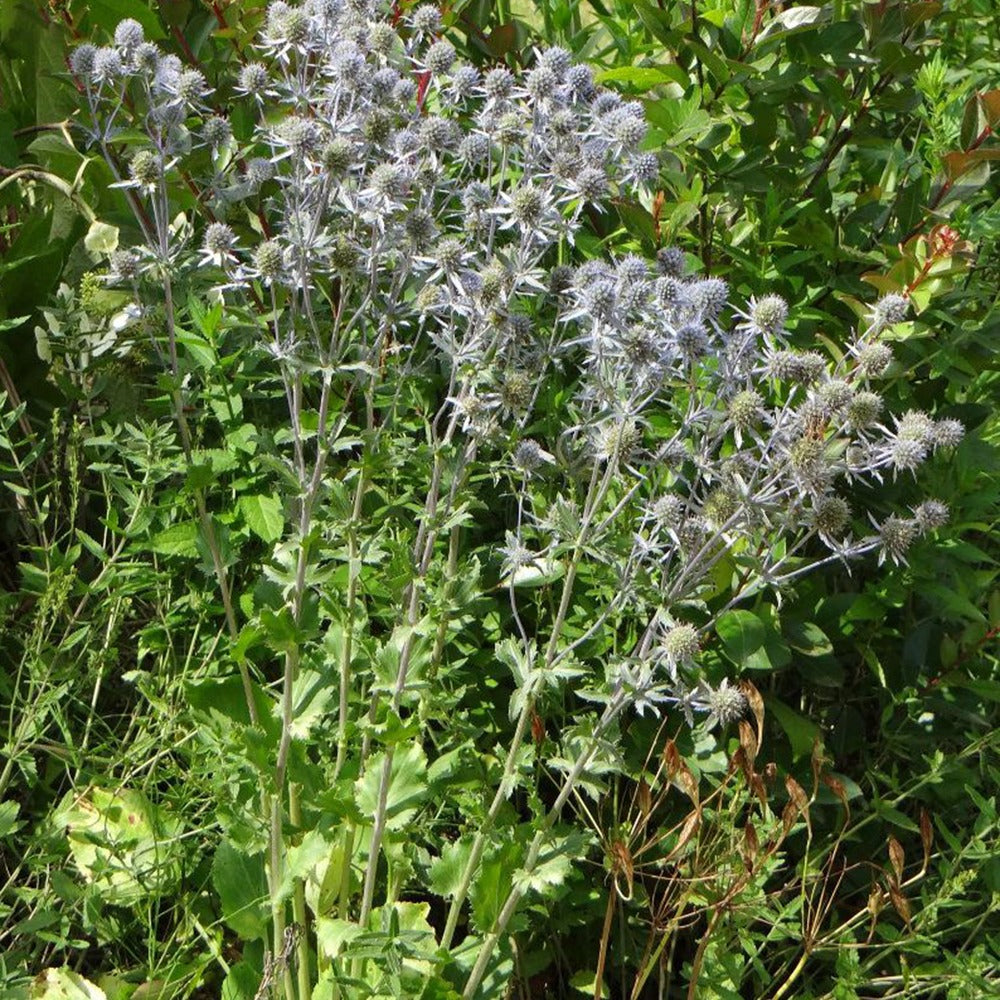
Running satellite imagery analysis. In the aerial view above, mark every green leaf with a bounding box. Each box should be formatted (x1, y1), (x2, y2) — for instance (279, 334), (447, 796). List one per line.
(875, 804), (921, 833)
(429, 837), (475, 899)
(277, 830), (333, 905)
(175, 328), (216, 369)
(0, 110), (17, 168)
(278, 668), (335, 740)
(85, 0), (166, 40)
(54, 787), (183, 904)
(0, 315), (29, 333)
(765, 697), (820, 760)
(570, 972), (609, 998)
(260, 606), (301, 652)
(83, 221), (119, 256)
(757, 5), (829, 43)
(147, 521), (199, 557)
(355, 742), (428, 830)
(470, 840), (520, 932)
(212, 841), (269, 941)
(632, 1), (680, 48)
(594, 65), (687, 90)
(742, 636), (792, 672)
(29, 969), (107, 1000)
(902, 1), (942, 28)
(221, 961), (262, 1000)
(184, 458), (216, 492)
(716, 610), (766, 665)
(240, 494), (284, 543)
(315, 917), (366, 960)
(513, 850), (572, 896)
(784, 620), (833, 657)
(0, 800), (21, 838)
(186, 675), (273, 733)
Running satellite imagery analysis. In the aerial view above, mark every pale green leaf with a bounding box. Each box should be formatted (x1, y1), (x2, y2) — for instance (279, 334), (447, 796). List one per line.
(428, 836), (475, 899)
(355, 742), (428, 830)
(84, 220), (119, 256)
(55, 787), (183, 904)
(30, 969), (106, 1000)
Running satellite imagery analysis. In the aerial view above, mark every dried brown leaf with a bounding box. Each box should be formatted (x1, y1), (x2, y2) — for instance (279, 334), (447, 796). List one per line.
(821, 772), (848, 808)
(980, 89), (1000, 129)
(920, 808), (934, 866)
(738, 719), (757, 768)
(888, 880), (912, 929)
(611, 839), (634, 900)
(663, 739), (681, 783)
(637, 777), (651, 825)
(728, 747), (745, 778)
(866, 884), (883, 943)
(785, 775), (809, 815)
(530, 710), (546, 746)
(666, 810), (701, 860)
(744, 821), (759, 869)
(810, 738), (826, 791)
(739, 680), (764, 747)
(888, 835), (905, 883)
(676, 761), (699, 806)
(782, 800), (799, 835)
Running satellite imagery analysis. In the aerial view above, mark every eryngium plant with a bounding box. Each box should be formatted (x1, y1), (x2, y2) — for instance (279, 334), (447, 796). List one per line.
(65, 2), (959, 996)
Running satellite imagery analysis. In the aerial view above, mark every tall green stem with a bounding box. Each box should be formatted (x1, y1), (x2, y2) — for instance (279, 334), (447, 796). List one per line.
(461, 692), (628, 998)
(334, 462), (368, 781)
(442, 459), (616, 948)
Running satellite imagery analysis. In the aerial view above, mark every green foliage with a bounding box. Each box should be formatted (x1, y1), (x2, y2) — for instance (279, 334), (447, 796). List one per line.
(1, 0), (999, 999)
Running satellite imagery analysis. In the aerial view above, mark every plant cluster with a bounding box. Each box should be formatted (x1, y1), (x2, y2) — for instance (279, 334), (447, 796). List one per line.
(1, 1), (998, 999)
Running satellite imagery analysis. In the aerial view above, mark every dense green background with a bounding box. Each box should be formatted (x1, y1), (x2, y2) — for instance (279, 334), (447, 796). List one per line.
(2, 1), (999, 997)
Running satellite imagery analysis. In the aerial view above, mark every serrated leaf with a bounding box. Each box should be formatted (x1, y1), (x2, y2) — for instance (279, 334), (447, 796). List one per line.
(277, 830), (333, 905)
(212, 841), (269, 941)
(221, 961), (261, 1000)
(283, 668), (335, 740)
(0, 315), (29, 332)
(147, 521), (199, 557)
(469, 840), (520, 932)
(55, 787), (183, 904)
(0, 800), (21, 838)
(355, 742), (428, 830)
(30, 969), (106, 1000)
(514, 828), (591, 896)
(513, 851), (573, 895)
(429, 837), (475, 899)
(315, 917), (366, 959)
(240, 494), (284, 543)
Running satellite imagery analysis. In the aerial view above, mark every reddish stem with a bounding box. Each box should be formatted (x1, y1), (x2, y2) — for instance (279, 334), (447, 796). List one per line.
(923, 623), (1000, 693)
(901, 123), (993, 244)
(171, 24), (201, 68)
